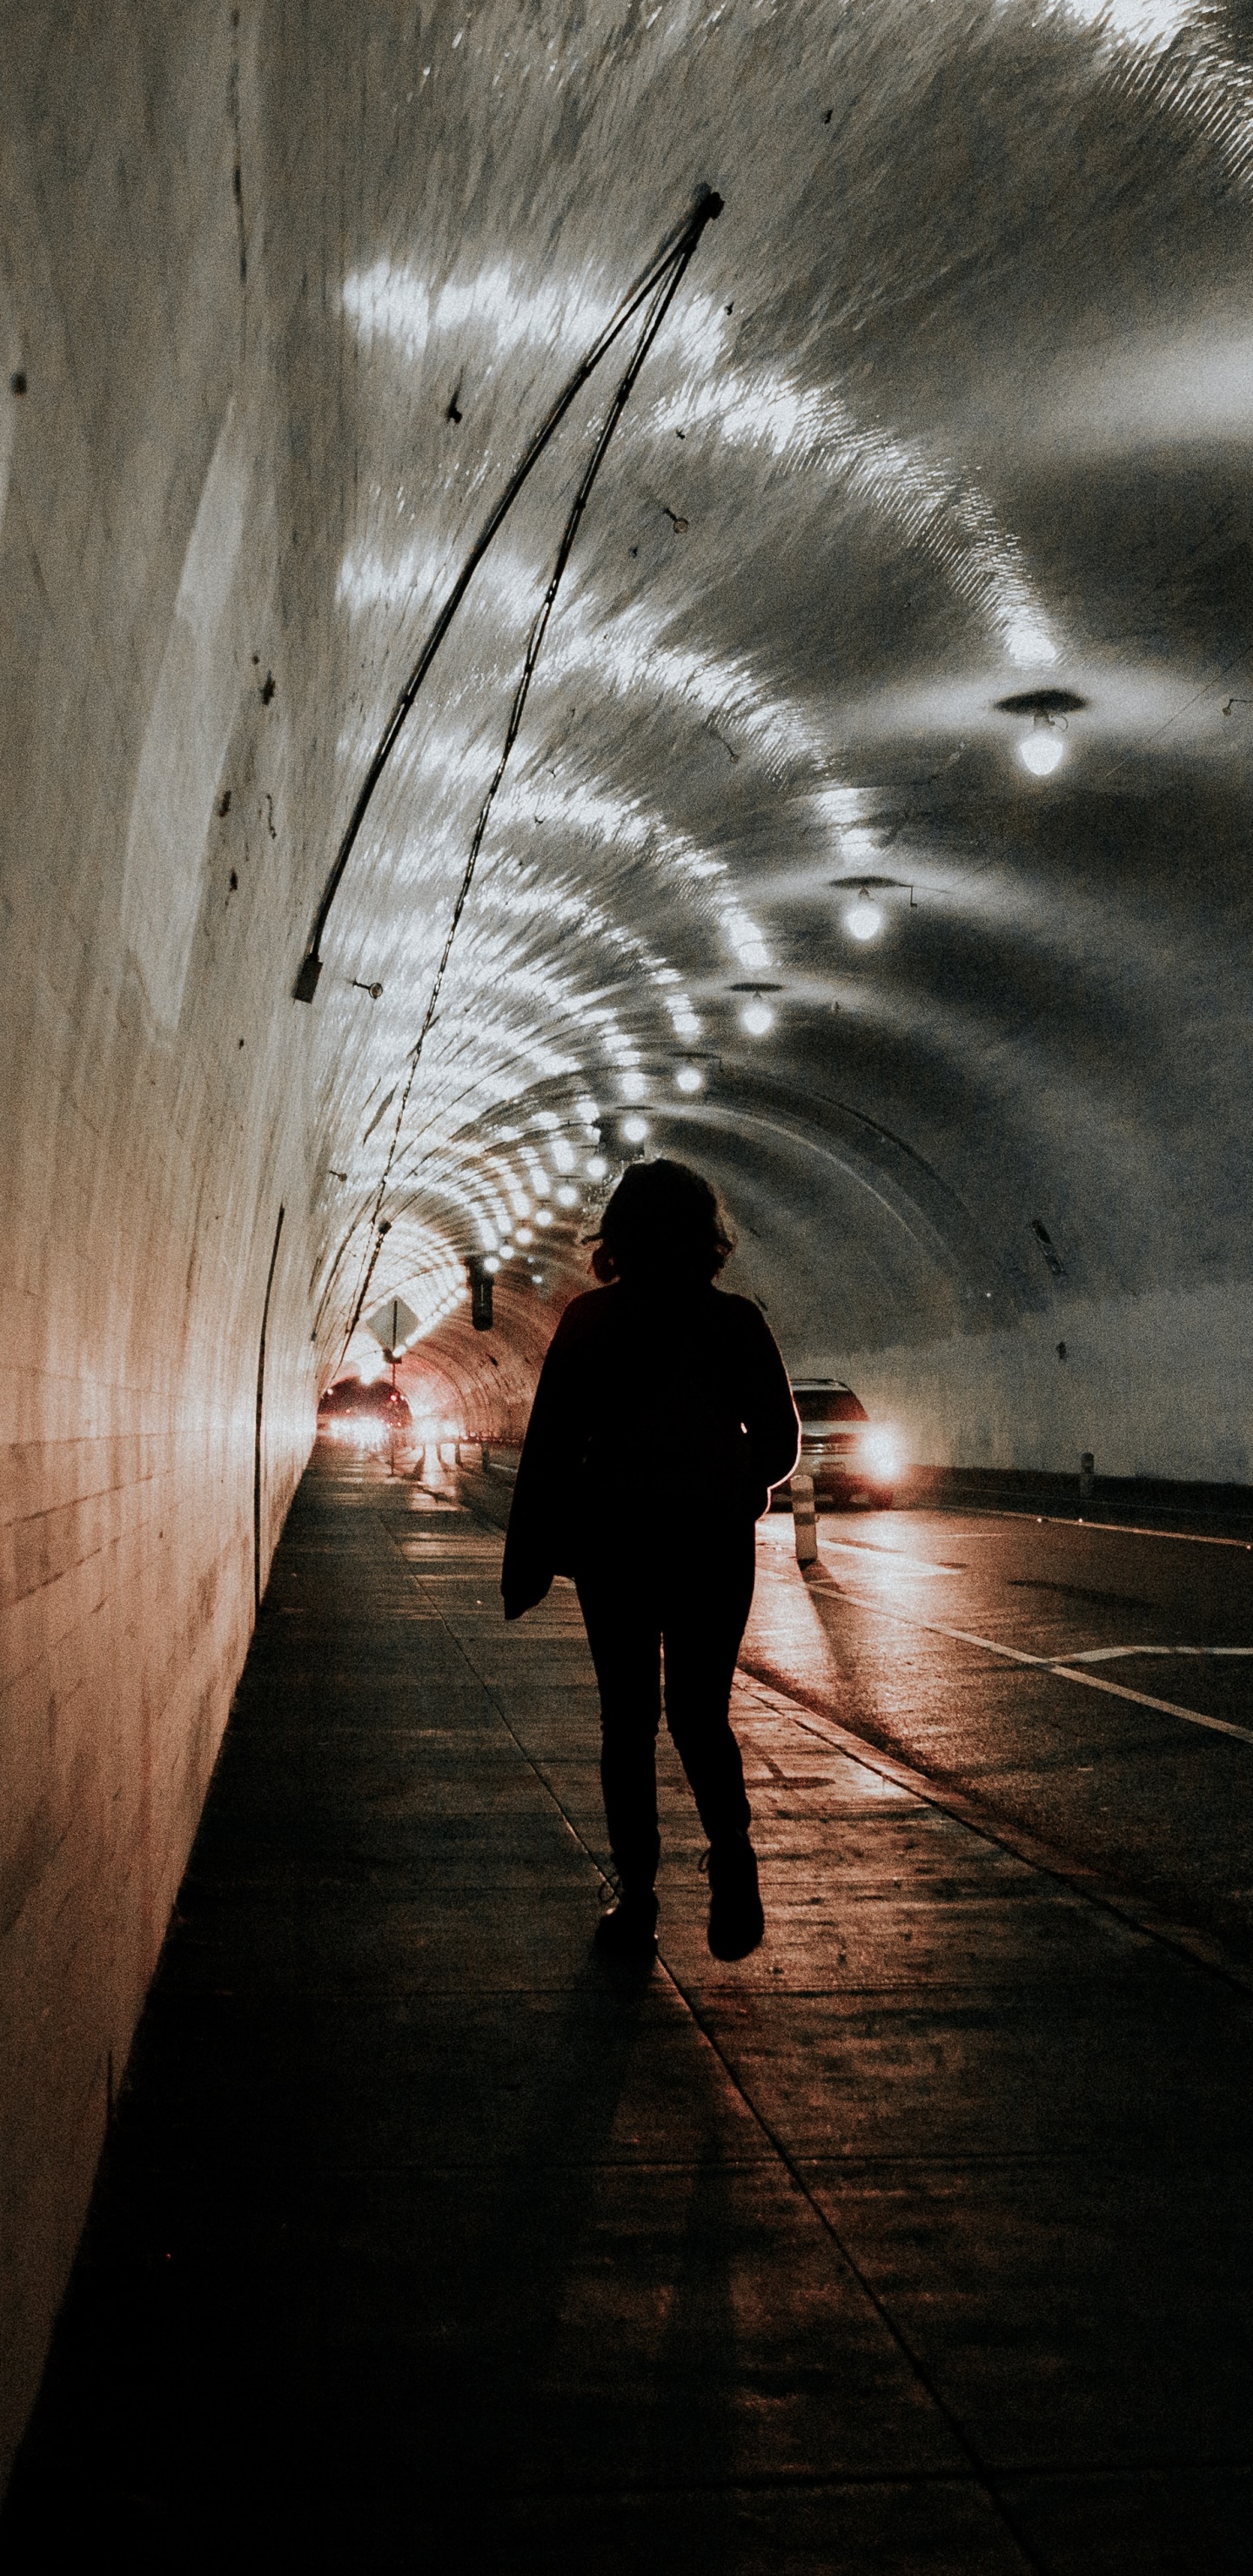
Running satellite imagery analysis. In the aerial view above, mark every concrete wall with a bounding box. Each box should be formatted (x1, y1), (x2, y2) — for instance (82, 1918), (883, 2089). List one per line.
(814, 1280), (1253, 1486)
(0, 8), (317, 2479)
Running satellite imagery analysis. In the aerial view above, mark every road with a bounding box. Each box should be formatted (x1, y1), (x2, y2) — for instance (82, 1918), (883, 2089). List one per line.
(744, 1506), (1253, 1966)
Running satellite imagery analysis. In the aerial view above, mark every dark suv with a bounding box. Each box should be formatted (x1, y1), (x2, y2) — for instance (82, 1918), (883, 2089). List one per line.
(785, 1381), (899, 1509)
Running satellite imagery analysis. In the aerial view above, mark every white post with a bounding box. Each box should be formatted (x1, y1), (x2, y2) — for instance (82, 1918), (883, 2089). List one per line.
(792, 1468), (818, 1566)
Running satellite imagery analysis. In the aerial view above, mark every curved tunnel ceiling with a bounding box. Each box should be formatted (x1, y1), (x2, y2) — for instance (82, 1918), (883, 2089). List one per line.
(265, 0), (1253, 1424)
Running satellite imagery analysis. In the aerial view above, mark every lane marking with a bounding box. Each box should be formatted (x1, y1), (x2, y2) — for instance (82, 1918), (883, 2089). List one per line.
(1053, 1644), (1253, 1665)
(808, 1565), (1253, 1747)
(927, 1506), (1253, 1552)
(816, 1540), (955, 1578)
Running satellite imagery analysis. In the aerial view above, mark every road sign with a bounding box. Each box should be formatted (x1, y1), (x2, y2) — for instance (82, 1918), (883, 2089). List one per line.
(366, 1297), (419, 1356)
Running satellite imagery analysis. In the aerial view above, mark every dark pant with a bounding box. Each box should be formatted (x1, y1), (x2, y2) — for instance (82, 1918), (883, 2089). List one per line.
(575, 1533), (756, 1891)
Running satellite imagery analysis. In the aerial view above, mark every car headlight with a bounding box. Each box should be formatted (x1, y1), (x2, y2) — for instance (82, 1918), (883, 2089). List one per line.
(858, 1430), (900, 1479)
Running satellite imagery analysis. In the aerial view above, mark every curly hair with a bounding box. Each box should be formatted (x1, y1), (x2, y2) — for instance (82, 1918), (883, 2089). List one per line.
(590, 1158), (734, 1286)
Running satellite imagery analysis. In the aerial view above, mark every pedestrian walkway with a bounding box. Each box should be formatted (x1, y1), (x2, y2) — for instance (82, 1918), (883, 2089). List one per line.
(4, 1445), (1251, 2570)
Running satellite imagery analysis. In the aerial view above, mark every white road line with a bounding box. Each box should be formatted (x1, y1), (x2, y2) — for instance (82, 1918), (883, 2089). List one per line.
(817, 1540), (954, 1577)
(933, 1507), (1253, 1552)
(813, 1575), (1253, 1748)
(1055, 1644), (1253, 1664)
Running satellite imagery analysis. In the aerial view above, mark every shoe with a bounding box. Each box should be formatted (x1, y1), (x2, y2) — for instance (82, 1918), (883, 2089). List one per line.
(706, 1833), (765, 1961)
(594, 1889), (658, 1962)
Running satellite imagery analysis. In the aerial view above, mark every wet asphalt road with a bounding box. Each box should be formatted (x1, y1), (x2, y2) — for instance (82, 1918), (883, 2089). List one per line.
(745, 1506), (1253, 1966)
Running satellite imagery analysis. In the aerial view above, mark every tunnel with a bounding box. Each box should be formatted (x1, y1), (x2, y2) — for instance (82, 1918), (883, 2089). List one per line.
(3, 2), (1253, 2559)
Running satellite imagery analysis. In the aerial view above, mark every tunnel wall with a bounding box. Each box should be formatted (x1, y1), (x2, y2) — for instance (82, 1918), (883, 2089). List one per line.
(0, 10), (318, 2481)
(5, 0), (1253, 2506)
(821, 1281), (1253, 1487)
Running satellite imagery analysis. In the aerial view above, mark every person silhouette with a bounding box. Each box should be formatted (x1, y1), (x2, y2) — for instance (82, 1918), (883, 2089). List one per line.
(501, 1159), (799, 1962)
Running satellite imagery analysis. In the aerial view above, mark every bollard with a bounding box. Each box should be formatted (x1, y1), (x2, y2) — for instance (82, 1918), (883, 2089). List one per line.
(1078, 1451), (1095, 1504)
(792, 1468), (818, 1566)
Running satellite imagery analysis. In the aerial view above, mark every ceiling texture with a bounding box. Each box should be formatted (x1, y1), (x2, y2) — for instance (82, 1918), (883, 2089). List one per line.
(275, 0), (1253, 1439)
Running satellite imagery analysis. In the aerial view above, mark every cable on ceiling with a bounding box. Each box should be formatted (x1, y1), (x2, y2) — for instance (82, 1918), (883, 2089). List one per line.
(295, 184), (723, 1005)
(331, 184), (724, 1361)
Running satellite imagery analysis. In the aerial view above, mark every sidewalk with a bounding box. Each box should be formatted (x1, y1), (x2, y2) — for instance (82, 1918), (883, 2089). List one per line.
(4, 1445), (1251, 2570)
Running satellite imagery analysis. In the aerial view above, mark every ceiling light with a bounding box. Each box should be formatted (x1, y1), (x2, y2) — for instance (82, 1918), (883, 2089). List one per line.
(1018, 724), (1066, 776)
(740, 999), (775, 1037)
(586, 1154), (608, 1179)
(535, 1206), (553, 1227)
(846, 888), (883, 943)
(516, 1225), (534, 1244)
(620, 1070), (647, 1103)
(621, 1114), (650, 1144)
(483, 1255), (500, 1273)
(555, 1184), (579, 1207)
(674, 1064), (703, 1093)
(994, 686), (1085, 780)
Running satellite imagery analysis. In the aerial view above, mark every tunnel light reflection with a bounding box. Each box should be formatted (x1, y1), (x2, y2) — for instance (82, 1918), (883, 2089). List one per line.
(648, 361), (1060, 671)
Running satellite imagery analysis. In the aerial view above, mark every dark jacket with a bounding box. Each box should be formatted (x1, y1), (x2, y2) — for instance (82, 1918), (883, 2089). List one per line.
(501, 1283), (799, 1619)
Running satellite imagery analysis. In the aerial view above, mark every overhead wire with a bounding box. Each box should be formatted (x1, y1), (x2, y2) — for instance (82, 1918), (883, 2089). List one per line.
(333, 188), (723, 1365)
(295, 185), (722, 1004)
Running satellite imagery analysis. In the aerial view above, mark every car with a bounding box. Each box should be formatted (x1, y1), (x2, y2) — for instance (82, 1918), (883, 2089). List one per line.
(781, 1379), (900, 1509)
(318, 1375), (412, 1433)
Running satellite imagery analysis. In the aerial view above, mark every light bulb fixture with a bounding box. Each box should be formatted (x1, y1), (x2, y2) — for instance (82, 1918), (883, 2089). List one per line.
(621, 1114), (650, 1144)
(1017, 721), (1066, 776)
(586, 1154), (608, 1179)
(674, 1063), (704, 1094)
(516, 1225), (534, 1245)
(620, 1069), (647, 1103)
(555, 1184), (579, 1207)
(535, 1206), (553, 1227)
(740, 998), (774, 1037)
(846, 886), (883, 943)
(995, 687), (1086, 781)
(483, 1255), (500, 1273)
